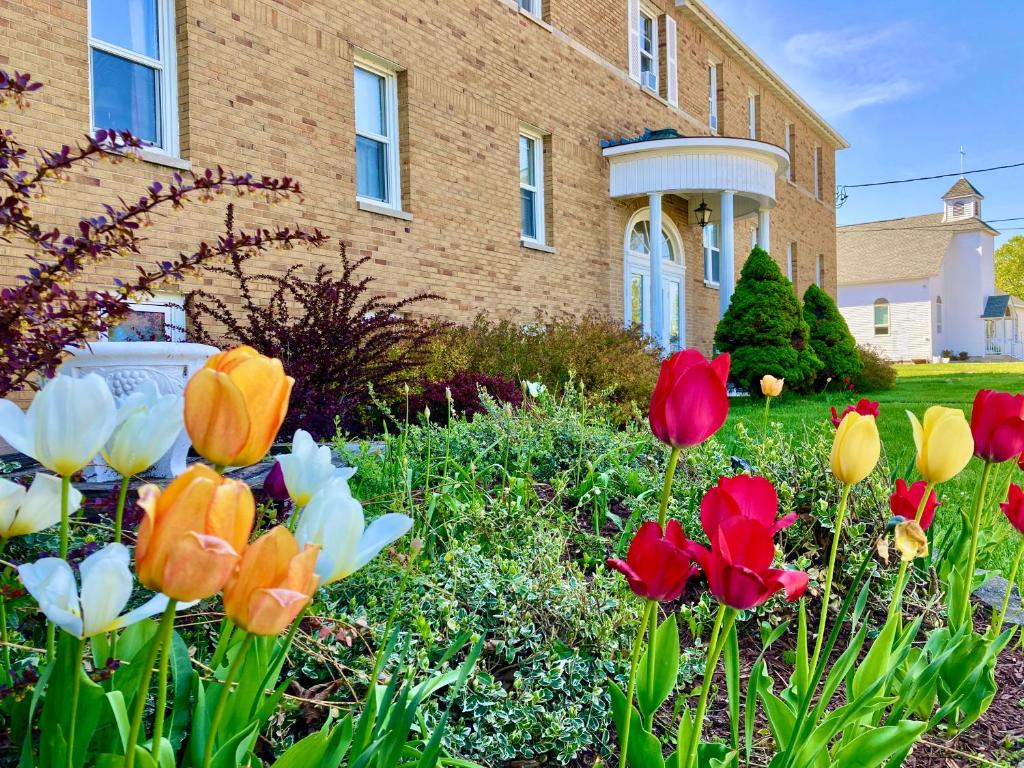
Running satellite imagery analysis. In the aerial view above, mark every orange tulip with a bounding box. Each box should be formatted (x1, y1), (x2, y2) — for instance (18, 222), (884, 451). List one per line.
(136, 464), (255, 602)
(223, 526), (319, 635)
(184, 345), (294, 468)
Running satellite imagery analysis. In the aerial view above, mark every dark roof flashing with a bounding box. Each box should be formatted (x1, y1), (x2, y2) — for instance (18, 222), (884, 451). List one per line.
(600, 128), (684, 149)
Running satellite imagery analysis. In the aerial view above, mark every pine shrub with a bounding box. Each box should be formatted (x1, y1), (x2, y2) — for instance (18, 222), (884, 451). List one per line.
(802, 283), (862, 387)
(714, 246), (822, 393)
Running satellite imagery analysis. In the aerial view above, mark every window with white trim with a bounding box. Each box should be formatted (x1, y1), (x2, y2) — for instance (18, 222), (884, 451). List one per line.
(626, 212), (686, 350)
(704, 223), (721, 285)
(519, 129), (545, 244)
(815, 254), (823, 287)
(638, 7), (658, 91)
(787, 242), (797, 283)
(748, 94), (758, 139)
(354, 56), (402, 209)
(89, 0), (178, 154)
(935, 296), (943, 334)
(708, 64), (719, 132)
(108, 291), (185, 342)
(874, 298), (890, 336)
(517, 0), (541, 16)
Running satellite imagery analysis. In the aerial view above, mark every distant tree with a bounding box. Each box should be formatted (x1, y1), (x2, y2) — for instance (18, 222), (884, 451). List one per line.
(802, 283), (862, 388)
(714, 246), (822, 394)
(995, 235), (1024, 298)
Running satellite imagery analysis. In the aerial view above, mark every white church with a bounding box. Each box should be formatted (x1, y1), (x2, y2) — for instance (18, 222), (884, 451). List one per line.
(837, 178), (1022, 362)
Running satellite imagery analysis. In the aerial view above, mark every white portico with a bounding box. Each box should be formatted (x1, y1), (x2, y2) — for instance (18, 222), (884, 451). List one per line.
(602, 131), (789, 350)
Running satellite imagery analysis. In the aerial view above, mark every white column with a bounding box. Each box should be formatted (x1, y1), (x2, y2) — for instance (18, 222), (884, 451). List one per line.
(719, 190), (735, 318)
(757, 208), (770, 252)
(649, 192), (666, 349)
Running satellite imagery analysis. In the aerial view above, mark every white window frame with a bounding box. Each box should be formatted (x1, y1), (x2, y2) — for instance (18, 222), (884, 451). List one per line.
(103, 291), (186, 342)
(703, 223), (721, 286)
(748, 93), (757, 139)
(517, 0), (541, 17)
(354, 53), (402, 211)
(638, 6), (659, 92)
(519, 126), (546, 246)
(87, 0), (179, 157)
(624, 209), (686, 350)
(786, 242), (795, 282)
(815, 254), (823, 287)
(935, 296), (943, 334)
(874, 298), (890, 336)
(708, 64), (719, 132)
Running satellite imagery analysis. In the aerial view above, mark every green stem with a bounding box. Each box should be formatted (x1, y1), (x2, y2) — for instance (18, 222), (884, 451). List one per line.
(641, 600), (658, 731)
(657, 448), (682, 530)
(47, 475), (73, 662)
(810, 483), (852, 674)
(113, 475), (130, 544)
(371, 557), (415, 687)
(958, 461), (994, 627)
(763, 397), (772, 436)
(124, 599), (177, 768)
(0, 591), (9, 683)
(286, 504), (303, 534)
(250, 606), (306, 720)
(67, 635), (86, 768)
(204, 632), (254, 768)
(150, 611), (177, 759)
(887, 481), (936, 623)
(686, 605), (734, 768)
(618, 604), (651, 768)
(992, 538), (1024, 638)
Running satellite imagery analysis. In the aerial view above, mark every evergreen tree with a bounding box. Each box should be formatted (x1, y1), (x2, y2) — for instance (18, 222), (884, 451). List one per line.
(803, 283), (862, 388)
(714, 246), (821, 394)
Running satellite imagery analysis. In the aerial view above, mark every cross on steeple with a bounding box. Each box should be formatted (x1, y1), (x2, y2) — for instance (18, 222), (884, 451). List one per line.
(960, 145), (966, 177)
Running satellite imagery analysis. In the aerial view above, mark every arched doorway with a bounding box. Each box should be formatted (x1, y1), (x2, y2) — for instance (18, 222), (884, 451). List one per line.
(624, 208), (686, 350)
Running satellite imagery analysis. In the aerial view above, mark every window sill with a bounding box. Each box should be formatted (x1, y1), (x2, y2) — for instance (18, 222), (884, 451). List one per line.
(521, 239), (556, 254)
(517, 6), (552, 32)
(704, 280), (720, 289)
(357, 200), (413, 221)
(111, 146), (191, 171)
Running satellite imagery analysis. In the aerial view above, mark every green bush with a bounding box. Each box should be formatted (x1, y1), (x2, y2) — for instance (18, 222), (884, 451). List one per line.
(714, 246), (822, 394)
(419, 313), (660, 422)
(802, 283), (862, 387)
(853, 344), (897, 391)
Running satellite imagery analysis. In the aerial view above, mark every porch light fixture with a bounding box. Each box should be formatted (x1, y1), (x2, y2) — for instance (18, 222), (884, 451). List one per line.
(694, 197), (712, 229)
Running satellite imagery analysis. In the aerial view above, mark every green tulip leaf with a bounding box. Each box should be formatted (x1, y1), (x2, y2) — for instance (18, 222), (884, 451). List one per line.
(609, 679), (665, 768)
(832, 721), (927, 768)
(637, 612), (680, 719)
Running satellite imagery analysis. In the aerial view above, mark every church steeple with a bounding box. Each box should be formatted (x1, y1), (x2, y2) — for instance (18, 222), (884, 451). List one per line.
(942, 176), (982, 221)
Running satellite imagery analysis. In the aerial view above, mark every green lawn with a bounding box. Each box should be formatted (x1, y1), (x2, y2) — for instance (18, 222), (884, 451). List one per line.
(726, 362), (1024, 574)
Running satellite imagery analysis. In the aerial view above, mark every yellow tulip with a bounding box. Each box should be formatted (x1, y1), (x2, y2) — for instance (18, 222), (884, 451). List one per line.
(907, 406), (974, 484)
(136, 464), (255, 601)
(184, 346), (294, 468)
(223, 526), (319, 636)
(760, 375), (784, 398)
(893, 520), (928, 562)
(830, 411), (880, 485)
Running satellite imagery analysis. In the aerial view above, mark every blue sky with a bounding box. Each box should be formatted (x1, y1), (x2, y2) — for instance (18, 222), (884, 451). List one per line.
(708, 0), (1023, 247)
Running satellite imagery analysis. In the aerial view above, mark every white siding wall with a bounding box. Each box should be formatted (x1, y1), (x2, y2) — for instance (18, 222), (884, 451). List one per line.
(938, 232), (993, 357)
(838, 280), (932, 361)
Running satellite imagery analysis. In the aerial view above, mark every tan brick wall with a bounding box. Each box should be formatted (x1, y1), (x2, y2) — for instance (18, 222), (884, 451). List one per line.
(0, 0), (840, 364)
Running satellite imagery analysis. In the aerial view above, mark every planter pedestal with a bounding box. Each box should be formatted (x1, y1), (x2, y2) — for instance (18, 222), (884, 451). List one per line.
(60, 341), (218, 480)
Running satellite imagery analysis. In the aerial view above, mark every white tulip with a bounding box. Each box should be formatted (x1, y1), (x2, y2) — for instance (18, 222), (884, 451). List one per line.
(102, 380), (184, 477)
(0, 473), (83, 539)
(0, 373), (117, 476)
(294, 477), (412, 586)
(277, 429), (356, 507)
(17, 544), (193, 638)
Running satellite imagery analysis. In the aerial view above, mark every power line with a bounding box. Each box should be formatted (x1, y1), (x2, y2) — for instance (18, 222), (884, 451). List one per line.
(843, 161), (1024, 189)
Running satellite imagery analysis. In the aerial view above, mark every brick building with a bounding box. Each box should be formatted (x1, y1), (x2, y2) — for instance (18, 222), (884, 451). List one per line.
(0, 0), (845, 355)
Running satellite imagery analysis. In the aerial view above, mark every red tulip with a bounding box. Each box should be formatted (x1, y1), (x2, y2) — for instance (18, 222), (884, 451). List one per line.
(830, 399), (880, 428)
(700, 474), (796, 540)
(607, 520), (698, 602)
(889, 479), (940, 531)
(649, 349), (730, 449)
(1001, 483), (1024, 534)
(686, 518), (807, 611)
(970, 389), (1024, 462)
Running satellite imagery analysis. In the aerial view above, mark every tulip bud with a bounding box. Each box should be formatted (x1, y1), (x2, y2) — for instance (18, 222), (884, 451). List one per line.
(970, 389), (1024, 462)
(1000, 483), (1024, 534)
(907, 406), (974, 484)
(893, 520), (928, 561)
(606, 520), (697, 602)
(649, 349), (731, 449)
(830, 412), (880, 485)
(184, 345), (294, 468)
(223, 526), (319, 636)
(760, 375), (784, 398)
(889, 479), (940, 530)
(136, 464), (255, 601)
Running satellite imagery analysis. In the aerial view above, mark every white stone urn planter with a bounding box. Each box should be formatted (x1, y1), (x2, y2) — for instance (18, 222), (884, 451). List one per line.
(59, 341), (219, 480)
